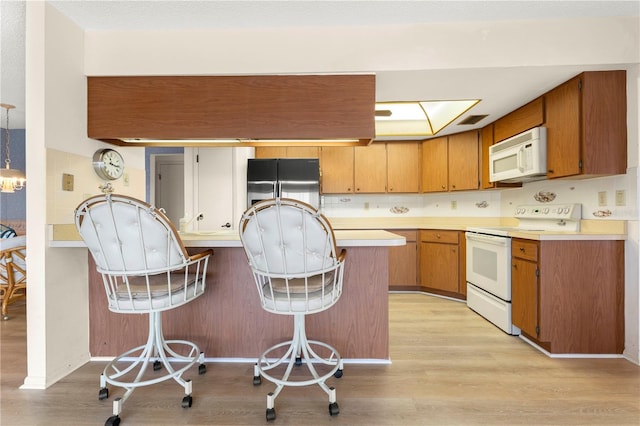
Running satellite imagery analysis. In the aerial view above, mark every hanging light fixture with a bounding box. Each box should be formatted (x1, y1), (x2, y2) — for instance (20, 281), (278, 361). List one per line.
(0, 104), (26, 193)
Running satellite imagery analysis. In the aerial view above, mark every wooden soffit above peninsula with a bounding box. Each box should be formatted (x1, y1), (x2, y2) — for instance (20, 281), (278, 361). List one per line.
(87, 74), (376, 147)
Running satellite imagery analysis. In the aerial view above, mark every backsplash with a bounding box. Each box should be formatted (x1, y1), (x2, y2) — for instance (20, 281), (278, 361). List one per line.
(322, 167), (637, 221)
(501, 168), (637, 220)
(321, 191), (501, 218)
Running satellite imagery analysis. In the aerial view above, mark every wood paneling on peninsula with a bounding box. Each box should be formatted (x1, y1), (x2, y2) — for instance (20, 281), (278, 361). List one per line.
(88, 74), (375, 143)
(88, 246), (390, 360)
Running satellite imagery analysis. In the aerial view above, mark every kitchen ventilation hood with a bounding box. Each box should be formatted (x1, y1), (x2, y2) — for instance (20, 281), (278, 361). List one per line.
(88, 74), (375, 146)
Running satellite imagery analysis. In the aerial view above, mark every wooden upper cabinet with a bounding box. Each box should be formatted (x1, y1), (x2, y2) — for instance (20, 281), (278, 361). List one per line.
(320, 147), (354, 193)
(422, 131), (479, 193)
(387, 142), (420, 193)
(544, 71), (627, 179)
(255, 146), (319, 158)
(254, 147), (288, 158)
(480, 124), (494, 189)
(354, 144), (387, 193)
(421, 136), (448, 192)
(448, 130), (479, 191)
(87, 75), (375, 143)
(493, 97), (544, 143)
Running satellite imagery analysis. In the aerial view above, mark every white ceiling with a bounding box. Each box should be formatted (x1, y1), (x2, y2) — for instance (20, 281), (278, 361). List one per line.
(2, 1), (639, 133)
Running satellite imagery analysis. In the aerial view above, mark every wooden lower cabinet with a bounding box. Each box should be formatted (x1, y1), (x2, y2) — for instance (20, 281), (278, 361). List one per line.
(388, 230), (418, 290)
(511, 238), (624, 354)
(419, 230), (465, 299)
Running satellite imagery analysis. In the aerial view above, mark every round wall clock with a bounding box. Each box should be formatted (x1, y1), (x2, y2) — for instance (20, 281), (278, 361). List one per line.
(93, 148), (125, 180)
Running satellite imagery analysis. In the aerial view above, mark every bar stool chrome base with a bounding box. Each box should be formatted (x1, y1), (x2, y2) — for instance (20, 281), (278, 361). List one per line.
(100, 311), (206, 426)
(253, 314), (343, 421)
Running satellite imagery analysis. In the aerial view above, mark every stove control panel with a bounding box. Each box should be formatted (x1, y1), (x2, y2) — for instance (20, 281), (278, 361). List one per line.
(514, 204), (582, 222)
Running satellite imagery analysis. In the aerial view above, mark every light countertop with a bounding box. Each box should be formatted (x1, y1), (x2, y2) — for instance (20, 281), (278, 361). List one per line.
(49, 217), (627, 247)
(48, 226), (406, 248)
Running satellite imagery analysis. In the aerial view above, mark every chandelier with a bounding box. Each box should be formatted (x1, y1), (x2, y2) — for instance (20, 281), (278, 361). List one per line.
(0, 103), (26, 193)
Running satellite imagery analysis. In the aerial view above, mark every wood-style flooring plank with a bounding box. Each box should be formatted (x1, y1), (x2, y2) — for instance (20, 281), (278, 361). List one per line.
(1, 295), (639, 425)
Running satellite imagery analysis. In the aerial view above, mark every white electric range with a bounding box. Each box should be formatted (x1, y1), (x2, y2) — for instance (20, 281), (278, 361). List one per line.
(465, 204), (581, 334)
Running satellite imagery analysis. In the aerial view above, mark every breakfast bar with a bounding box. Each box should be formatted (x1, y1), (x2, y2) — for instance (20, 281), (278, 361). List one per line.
(72, 230), (405, 361)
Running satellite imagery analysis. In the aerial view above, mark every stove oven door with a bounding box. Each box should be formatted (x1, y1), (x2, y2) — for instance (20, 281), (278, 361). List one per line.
(465, 232), (511, 301)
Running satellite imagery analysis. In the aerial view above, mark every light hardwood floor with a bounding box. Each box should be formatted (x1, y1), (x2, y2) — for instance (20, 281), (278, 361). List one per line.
(1, 293), (639, 425)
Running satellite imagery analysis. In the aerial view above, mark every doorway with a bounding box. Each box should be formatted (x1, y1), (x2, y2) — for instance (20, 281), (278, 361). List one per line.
(151, 154), (184, 226)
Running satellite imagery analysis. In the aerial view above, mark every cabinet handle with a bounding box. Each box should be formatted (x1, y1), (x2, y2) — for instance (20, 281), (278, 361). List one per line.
(512, 264), (517, 269)
(452, 184), (456, 189)
(548, 170), (554, 173)
(441, 185), (446, 189)
(519, 247), (525, 252)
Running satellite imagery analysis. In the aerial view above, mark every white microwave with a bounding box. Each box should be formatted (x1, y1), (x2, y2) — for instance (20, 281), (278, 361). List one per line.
(489, 127), (547, 183)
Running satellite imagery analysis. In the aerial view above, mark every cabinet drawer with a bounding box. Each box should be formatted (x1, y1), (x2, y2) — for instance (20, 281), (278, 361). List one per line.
(512, 240), (538, 261)
(388, 229), (417, 242)
(420, 230), (458, 244)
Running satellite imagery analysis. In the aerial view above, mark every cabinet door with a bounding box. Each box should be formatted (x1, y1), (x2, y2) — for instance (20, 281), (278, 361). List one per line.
(480, 124), (494, 189)
(448, 130), (479, 191)
(354, 144), (387, 193)
(286, 146), (319, 158)
(544, 76), (581, 178)
(320, 147), (354, 193)
(511, 257), (538, 337)
(255, 146), (319, 158)
(493, 97), (544, 142)
(254, 147), (287, 159)
(421, 136), (448, 192)
(420, 241), (459, 293)
(387, 142), (420, 193)
(388, 230), (418, 288)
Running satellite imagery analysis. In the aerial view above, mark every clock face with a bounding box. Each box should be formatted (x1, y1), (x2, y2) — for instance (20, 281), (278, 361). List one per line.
(93, 149), (124, 180)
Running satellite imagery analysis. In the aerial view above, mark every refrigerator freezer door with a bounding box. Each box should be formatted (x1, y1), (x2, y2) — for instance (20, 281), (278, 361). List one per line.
(247, 159), (277, 207)
(278, 159), (320, 208)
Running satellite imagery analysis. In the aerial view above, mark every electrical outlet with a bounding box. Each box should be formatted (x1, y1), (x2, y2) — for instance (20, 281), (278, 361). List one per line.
(123, 173), (130, 187)
(451, 200), (457, 210)
(615, 190), (626, 206)
(598, 191), (607, 206)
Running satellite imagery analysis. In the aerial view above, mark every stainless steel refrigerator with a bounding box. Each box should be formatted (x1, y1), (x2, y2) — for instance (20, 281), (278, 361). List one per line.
(247, 158), (320, 208)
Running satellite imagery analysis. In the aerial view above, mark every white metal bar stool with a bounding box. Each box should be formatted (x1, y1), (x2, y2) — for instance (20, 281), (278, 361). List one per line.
(75, 194), (213, 426)
(239, 198), (346, 421)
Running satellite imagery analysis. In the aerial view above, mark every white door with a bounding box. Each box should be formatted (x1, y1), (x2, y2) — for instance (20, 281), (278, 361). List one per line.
(154, 154), (184, 226)
(194, 148), (234, 231)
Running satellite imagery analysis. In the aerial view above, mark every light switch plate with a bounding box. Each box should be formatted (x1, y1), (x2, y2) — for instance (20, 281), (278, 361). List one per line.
(615, 190), (626, 206)
(62, 173), (74, 191)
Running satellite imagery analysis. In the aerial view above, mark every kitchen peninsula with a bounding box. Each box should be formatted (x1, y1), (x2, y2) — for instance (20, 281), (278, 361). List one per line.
(54, 229), (405, 361)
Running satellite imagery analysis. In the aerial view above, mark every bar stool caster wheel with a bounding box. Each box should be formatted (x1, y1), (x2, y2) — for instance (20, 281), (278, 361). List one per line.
(105, 415), (120, 426)
(198, 364), (206, 375)
(329, 402), (340, 416)
(181, 395), (193, 408)
(98, 387), (109, 400)
(334, 369), (343, 378)
(253, 375), (261, 385)
(266, 408), (276, 421)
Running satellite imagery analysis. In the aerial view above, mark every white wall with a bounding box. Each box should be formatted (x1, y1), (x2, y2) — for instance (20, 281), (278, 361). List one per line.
(23, 3), (146, 389)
